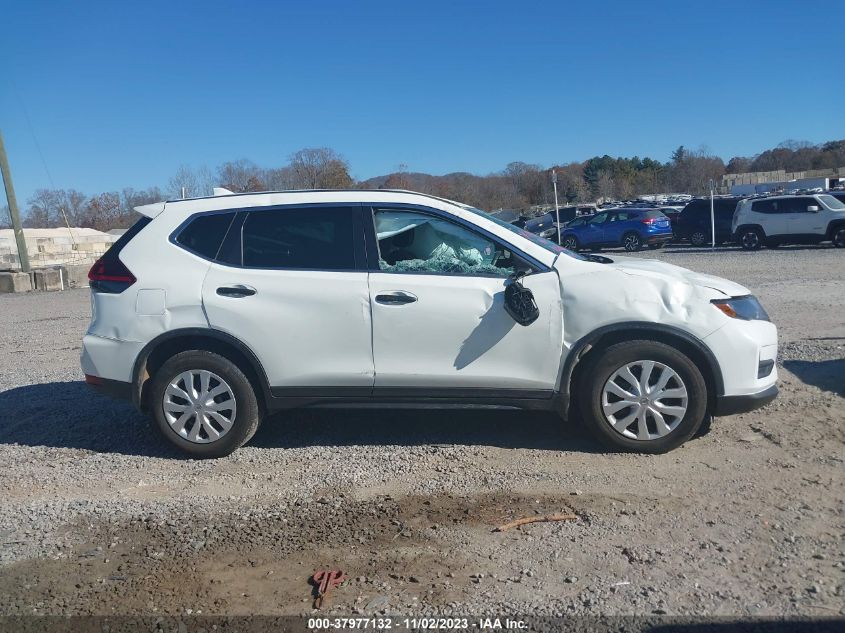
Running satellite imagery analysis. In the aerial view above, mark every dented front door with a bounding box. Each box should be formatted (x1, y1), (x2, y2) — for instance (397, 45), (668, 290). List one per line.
(368, 271), (563, 391)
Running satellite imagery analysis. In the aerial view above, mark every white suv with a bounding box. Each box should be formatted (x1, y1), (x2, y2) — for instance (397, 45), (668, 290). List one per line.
(81, 190), (778, 457)
(732, 193), (845, 250)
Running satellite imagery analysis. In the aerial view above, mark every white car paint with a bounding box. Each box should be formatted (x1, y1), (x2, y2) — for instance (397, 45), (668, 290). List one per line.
(732, 193), (845, 241)
(82, 189), (777, 424)
(368, 270), (562, 389)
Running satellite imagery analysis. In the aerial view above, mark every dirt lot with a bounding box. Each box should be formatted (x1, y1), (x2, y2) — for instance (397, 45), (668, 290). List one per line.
(0, 245), (843, 622)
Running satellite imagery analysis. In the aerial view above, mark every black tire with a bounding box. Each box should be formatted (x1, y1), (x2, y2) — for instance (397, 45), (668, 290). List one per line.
(623, 232), (642, 252)
(577, 340), (708, 454)
(149, 350), (261, 458)
(739, 228), (763, 251)
(562, 235), (579, 251)
(832, 227), (845, 248)
(689, 231), (708, 247)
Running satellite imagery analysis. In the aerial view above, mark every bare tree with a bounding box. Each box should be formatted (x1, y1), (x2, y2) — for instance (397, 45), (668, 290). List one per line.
(596, 171), (615, 201)
(167, 165), (199, 199)
(289, 148), (353, 189)
(217, 159), (265, 193)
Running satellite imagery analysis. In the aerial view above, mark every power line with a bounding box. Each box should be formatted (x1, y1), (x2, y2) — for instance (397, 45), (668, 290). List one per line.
(12, 80), (76, 244)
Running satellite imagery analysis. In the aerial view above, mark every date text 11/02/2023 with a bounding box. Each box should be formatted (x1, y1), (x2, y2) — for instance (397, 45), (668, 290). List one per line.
(307, 617), (528, 629)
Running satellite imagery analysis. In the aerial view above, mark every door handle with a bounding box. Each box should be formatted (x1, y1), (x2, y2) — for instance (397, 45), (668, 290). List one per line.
(216, 285), (256, 298)
(375, 291), (417, 305)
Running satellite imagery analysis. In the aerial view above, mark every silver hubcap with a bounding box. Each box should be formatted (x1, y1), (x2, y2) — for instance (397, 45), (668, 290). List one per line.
(624, 235), (639, 250)
(564, 237), (576, 249)
(691, 232), (705, 245)
(743, 232), (758, 247)
(163, 370), (237, 444)
(601, 360), (688, 440)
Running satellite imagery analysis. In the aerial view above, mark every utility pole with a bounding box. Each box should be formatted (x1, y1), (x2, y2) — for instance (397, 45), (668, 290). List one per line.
(552, 169), (561, 244)
(0, 130), (30, 272)
(709, 178), (715, 249)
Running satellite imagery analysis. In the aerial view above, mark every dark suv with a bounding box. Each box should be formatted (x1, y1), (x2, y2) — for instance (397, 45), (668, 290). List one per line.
(675, 197), (741, 246)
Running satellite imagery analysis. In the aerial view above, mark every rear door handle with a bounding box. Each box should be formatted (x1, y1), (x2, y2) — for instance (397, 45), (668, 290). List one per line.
(216, 285), (256, 298)
(375, 291), (417, 305)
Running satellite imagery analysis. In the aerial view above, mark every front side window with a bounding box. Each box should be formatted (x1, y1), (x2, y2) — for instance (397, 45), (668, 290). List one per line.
(373, 209), (523, 277)
(787, 197), (820, 213)
(588, 212), (609, 225)
(241, 207), (356, 270)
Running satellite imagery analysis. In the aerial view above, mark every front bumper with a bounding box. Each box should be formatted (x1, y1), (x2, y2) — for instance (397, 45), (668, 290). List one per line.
(714, 384), (778, 416)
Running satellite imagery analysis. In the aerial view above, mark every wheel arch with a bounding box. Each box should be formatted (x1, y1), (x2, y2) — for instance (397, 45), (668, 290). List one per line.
(826, 219), (845, 240)
(559, 322), (724, 415)
(132, 328), (271, 412)
(735, 223), (766, 238)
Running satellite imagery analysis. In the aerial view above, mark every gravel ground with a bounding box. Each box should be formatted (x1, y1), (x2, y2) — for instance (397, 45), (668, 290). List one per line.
(0, 245), (843, 621)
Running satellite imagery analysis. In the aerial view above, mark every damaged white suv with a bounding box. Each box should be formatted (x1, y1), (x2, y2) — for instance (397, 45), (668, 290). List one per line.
(82, 190), (778, 457)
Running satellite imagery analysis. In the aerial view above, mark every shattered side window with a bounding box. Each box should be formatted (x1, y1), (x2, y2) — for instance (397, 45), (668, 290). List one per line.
(374, 210), (516, 277)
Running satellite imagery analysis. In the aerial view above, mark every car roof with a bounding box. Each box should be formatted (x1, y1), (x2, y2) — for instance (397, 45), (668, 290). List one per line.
(136, 189), (476, 218)
(746, 193), (820, 201)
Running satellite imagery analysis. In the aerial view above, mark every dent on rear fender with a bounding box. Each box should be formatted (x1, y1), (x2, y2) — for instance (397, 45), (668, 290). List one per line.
(560, 270), (720, 348)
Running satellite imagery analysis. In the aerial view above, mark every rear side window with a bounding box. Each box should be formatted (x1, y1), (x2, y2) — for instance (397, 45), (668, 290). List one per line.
(752, 199), (778, 213)
(176, 212), (236, 258)
(241, 207), (356, 270)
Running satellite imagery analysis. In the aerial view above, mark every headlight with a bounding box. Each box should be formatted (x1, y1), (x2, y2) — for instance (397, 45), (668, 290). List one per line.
(541, 228), (557, 238)
(711, 295), (770, 321)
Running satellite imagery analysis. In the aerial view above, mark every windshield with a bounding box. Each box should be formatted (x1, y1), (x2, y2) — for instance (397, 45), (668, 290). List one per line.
(819, 194), (845, 210)
(463, 206), (586, 260)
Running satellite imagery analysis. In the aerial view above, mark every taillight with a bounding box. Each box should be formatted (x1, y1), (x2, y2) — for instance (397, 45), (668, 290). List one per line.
(88, 254), (136, 293)
(641, 217), (658, 225)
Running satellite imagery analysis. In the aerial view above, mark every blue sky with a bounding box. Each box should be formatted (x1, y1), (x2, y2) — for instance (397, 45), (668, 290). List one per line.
(1, 0), (843, 206)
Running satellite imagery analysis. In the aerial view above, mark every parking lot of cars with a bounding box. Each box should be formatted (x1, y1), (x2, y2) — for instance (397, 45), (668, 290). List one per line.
(526, 190), (845, 253)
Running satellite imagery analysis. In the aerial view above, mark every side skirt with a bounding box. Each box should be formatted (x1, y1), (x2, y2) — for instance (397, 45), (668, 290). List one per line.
(265, 387), (561, 414)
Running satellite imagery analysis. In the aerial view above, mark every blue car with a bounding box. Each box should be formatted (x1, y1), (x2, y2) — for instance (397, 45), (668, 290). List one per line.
(560, 208), (673, 252)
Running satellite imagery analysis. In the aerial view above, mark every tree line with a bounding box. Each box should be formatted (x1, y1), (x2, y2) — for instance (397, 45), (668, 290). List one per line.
(3, 139), (842, 231)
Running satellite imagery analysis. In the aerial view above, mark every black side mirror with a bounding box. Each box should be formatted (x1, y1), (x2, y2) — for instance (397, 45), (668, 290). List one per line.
(504, 274), (539, 326)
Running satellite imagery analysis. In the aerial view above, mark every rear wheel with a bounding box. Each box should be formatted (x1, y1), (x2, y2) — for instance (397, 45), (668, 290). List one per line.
(623, 232), (642, 252)
(578, 340), (708, 453)
(562, 235), (579, 251)
(739, 228), (763, 251)
(833, 227), (845, 248)
(149, 350), (261, 457)
(689, 231), (708, 247)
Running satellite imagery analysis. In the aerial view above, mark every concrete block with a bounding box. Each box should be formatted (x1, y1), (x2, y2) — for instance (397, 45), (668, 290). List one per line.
(65, 264), (90, 288)
(33, 267), (64, 291)
(0, 271), (32, 293)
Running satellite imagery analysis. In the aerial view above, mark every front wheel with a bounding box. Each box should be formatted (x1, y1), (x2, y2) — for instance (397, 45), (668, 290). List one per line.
(149, 350), (261, 457)
(833, 227), (845, 248)
(623, 232), (642, 252)
(578, 340), (708, 453)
